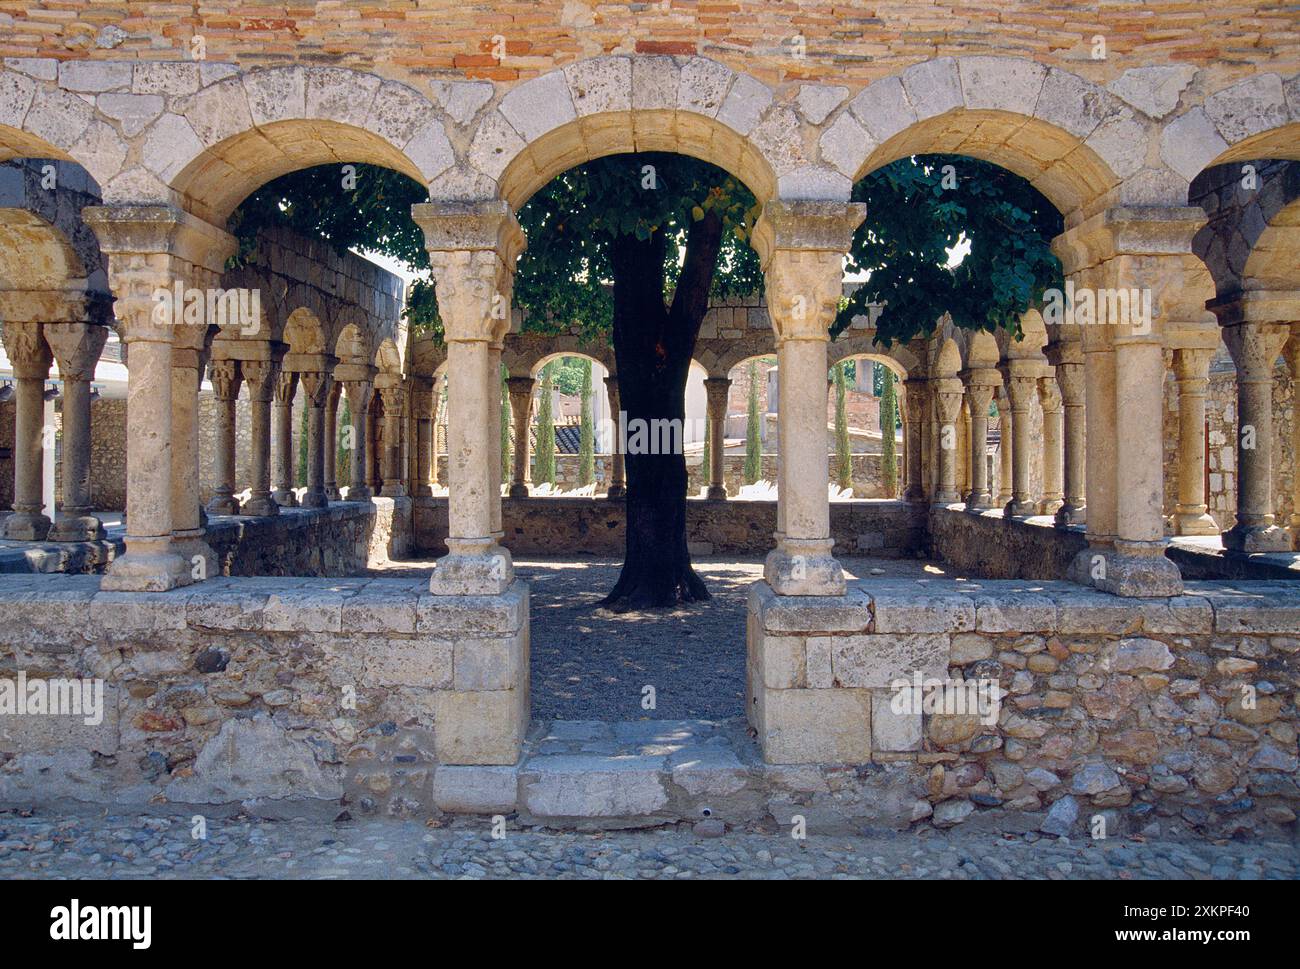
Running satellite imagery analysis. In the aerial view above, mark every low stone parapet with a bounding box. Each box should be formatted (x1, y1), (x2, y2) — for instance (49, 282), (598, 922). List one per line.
(928, 505), (1086, 579)
(0, 573), (528, 816)
(748, 576), (1300, 836)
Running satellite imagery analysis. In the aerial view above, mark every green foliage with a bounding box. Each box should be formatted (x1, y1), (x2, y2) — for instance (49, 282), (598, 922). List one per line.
(879, 367), (898, 497)
(578, 359), (594, 487)
(834, 362), (851, 491)
(547, 357), (589, 396)
(744, 361), (762, 485)
(837, 154), (1064, 347)
(535, 362), (556, 486)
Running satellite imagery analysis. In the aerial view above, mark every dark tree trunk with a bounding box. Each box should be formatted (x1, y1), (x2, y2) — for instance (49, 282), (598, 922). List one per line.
(599, 208), (725, 611)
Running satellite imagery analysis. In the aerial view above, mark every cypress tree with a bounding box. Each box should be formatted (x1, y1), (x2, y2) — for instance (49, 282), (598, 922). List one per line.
(880, 367), (898, 497)
(834, 362), (851, 491)
(744, 361), (761, 485)
(578, 359), (594, 487)
(535, 361), (556, 486)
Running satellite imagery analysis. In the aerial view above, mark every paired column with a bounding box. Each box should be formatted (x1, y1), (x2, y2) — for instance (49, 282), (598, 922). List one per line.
(1169, 346), (1219, 536)
(343, 379), (374, 501)
(932, 378), (963, 505)
(506, 375), (534, 497)
(1288, 334), (1300, 550)
(1220, 316), (1291, 552)
(1001, 363), (1039, 517)
(0, 322), (52, 540)
(1038, 375), (1064, 516)
(996, 386), (1015, 506)
(170, 325), (216, 577)
(379, 384), (407, 497)
(962, 373), (998, 512)
(299, 370), (334, 508)
(603, 374), (626, 499)
(411, 376), (435, 498)
(272, 369), (299, 507)
(324, 382), (342, 500)
(1047, 340), (1086, 527)
(44, 322), (110, 541)
(902, 378), (926, 503)
(414, 201), (525, 596)
(241, 357), (280, 517)
(206, 358), (243, 515)
(703, 376), (731, 500)
(752, 199), (866, 596)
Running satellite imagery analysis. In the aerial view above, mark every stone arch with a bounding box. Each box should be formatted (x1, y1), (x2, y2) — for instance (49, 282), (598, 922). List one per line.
(827, 333), (919, 378)
(525, 348), (612, 380)
(819, 57), (1134, 218)
(335, 320), (374, 368)
(1161, 75), (1300, 186)
(283, 306), (329, 356)
(160, 67), (452, 224)
(475, 57), (791, 209)
(1241, 195), (1300, 293)
(959, 329), (1002, 371)
(374, 336), (403, 376)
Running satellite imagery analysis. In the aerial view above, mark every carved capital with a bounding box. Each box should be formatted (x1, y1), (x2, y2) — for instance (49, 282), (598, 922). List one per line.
(1222, 320), (1290, 383)
(208, 358), (242, 401)
(1037, 375), (1063, 413)
(299, 370), (334, 407)
(344, 380), (374, 414)
(45, 322), (109, 383)
(0, 321), (51, 378)
(242, 359), (278, 403)
(274, 369), (299, 404)
(1055, 361), (1085, 407)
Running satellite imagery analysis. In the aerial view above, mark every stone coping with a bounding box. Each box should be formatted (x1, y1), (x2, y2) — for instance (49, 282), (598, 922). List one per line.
(755, 575), (1300, 636)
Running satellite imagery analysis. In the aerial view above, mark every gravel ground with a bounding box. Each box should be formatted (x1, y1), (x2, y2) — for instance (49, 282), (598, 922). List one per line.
(378, 554), (951, 721)
(1, 810), (1294, 879)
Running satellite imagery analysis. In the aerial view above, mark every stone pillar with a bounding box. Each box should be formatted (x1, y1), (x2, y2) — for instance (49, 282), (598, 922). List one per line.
(996, 386), (1014, 506)
(430, 378), (442, 488)
(44, 322), (109, 541)
(485, 343), (503, 531)
(379, 384), (407, 497)
(170, 327), (216, 578)
(299, 370), (334, 508)
(1038, 375), (1064, 516)
(1221, 319), (1291, 552)
(1169, 346), (1219, 536)
(902, 378), (926, 503)
(272, 369), (299, 507)
(241, 357), (280, 517)
(603, 374), (626, 499)
(703, 376), (731, 499)
(962, 374), (997, 512)
(506, 375), (534, 497)
(1047, 342), (1086, 527)
(752, 199), (866, 596)
(414, 199), (526, 596)
(1002, 364), (1038, 517)
(932, 378), (963, 505)
(411, 376), (435, 498)
(343, 380), (374, 501)
(364, 406), (380, 493)
(205, 357), (243, 515)
(324, 381), (342, 501)
(0, 321), (52, 540)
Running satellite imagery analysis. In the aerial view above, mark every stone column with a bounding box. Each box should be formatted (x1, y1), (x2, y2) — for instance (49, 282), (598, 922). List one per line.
(170, 327), (216, 578)
(1002, 364), (1038, 517)
(1221, 319), (1291, 552)
(902, 378), (926, 503)
(703, 376), (731, 499)
(241, 358), (280, 517)
(411, 376), (435, 498)
(205, 357), (243, 515)
(603, 374), (626, 499)
(1047, 341), (1086, 527)
(414, 200), (526, 596)
(343, 380), (374, 501)
(83, 206), (235, 591)
(364, 405), (380, 493)
(430, 378), (442, 488)
(379, 384), (407, 497)
(0, 321), (52, 540)
(752, 199), (866, 596)
(272, 369), (299, 507)
(1288, 334), (1300, 550)
(1038, 375), (1064, 517)
(300, 370), (334, 508)
(962, 374), (997, 512)
(506, 375), (534, 497)
(485, 343), (503, 531)
(44, 322), (109, 541)
(324, 381), (342, 500)
(932, 378), (963, 506)
(1169, 346), (1219, 536)
(996, 386), (1015, 506)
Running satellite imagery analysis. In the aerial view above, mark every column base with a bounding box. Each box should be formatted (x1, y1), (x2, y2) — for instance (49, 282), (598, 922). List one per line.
(3, 511), (51, 541)
(171, 532), (217, 583)
(206, 494), (241, 516)
(430, 539), (515, 596)
(1222, 523), (1292, 553)
(606, 485), (626, 500)
(706, 485), (728, 500)
(1071, 544), (1183, 597)
(49, 513), (105, 542)
(325, 486), (342, 501)
(1171, 508), (1219, 537)
(1054, 502), (1085, 528)
(508, 482), (530, 498)
(1004, 499), (1037, 518)
(348, 486), (373, 502)
(963, 491), (992, 513)
(101, 543), (192, 592)
(241, 495), (280, 517)
(273, 489), (298, 508)
(380, 483), (408, 498)
(413, 484), (434, 498)
(300, 488), (329, 509)
(1039, 497), (1064, 517)
(764, 540), (845, 596)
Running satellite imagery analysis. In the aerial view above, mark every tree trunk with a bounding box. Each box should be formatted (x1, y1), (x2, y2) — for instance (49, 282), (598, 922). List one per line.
(600, 210), (724, 611)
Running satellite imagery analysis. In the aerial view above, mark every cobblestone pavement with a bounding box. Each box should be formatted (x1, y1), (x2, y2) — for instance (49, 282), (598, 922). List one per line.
(377, 554), (951, 721)
(1, 810), (1294, 879)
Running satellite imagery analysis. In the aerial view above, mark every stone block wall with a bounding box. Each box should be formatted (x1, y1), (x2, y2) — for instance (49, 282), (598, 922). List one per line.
(415, 496), (926, 558)
(928, 506), (1087, 580)
(0, 575), (528, 816)
(87, 396), (125, 510)
(748, 578), (1300, 837)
